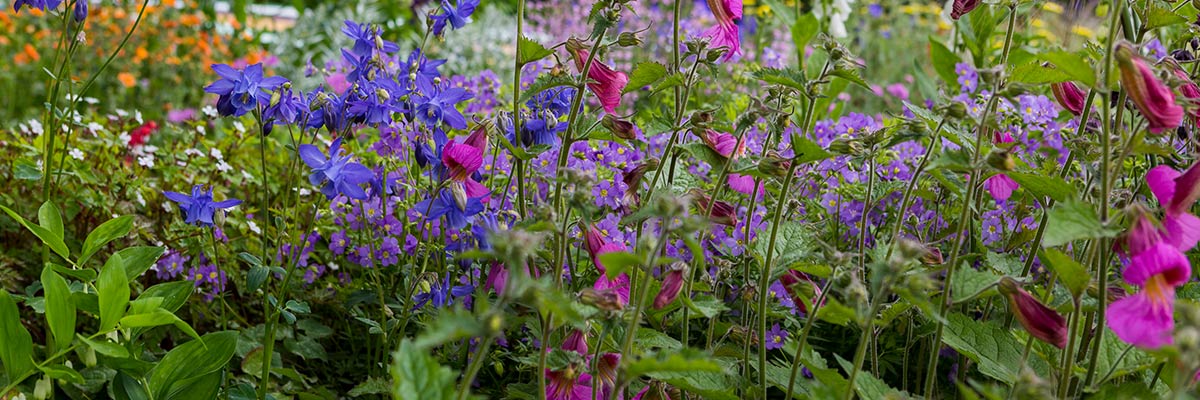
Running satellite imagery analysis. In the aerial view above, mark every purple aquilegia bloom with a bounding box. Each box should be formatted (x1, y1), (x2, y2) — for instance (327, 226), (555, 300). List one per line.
(412, 185), (485, 230)
(430, 0), (480, 36)
(299, 137), (375, 200)
(204, 63), (288, 117)
(415, 86), (473, 130)
(13, 0), (61, 13)
(163, 185), (242, 227)
(765, 323), (787, 350)
(413, 272), (474, 309)
(406, 49), (447, 96)
(342, 20), (399, 57)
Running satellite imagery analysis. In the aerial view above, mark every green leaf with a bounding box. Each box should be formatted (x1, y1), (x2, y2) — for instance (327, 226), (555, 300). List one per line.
(682, 294), (728, 319)
(0, 290), (35, 379)
(626, 348), (722, 378)
(15, 159), (41, 180)
(790, 134), (834, 165)
(38, 201), (64, 243)
(635, 328), (683, 352)
(1006, 172), (1076, 202)
(1091, 330), (1153, 383)
(49, 263), (95, 282)
(247, 266), (269, 292)
(598, 251), (642, 280)
(928, 37), (960, 91)
(678, 142), (728, 168)
(951, 264), (1003, 304)
(98, 253), (130, 332)
(391, 339), (458, 400)
(517, 35), (554, 65)
(828, 68), (870, 90)
(624, 62), (668, 93)
(162, 371), (223, 400)
(1139, 0), (1187, 30)
(1039, 50), (1096, 87)
(78, 334), (129, 358)
(120, 309), (200, 342)
(1040, 249), (1088, 298)
(147, 331), (237, 400)
(116, 246), (166, 281)
(349, 376), (392, 397)
(751, 68), (807, 91)
(41, 264), (76, 349)
(834, 354), (907, 399)
(1042, 200), (1121, 247)
(517, 73), (578, 104)
(79, 215), (134, 266)
(941, 313), (1024, 384)
(753, 222), (812, 273)
(138, 281), (195, 314)
(413, 308), (485, 350)
(39, 364), (85, 384)
(791, 14), (819, 62)
(1, 204), (71, 262)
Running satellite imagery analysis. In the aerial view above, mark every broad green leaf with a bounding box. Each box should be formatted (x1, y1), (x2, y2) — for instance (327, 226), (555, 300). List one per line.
(138, 281), (195, 313)
(625, 348), (722, 378)
(247, 266), (269, 292)
(0, 290), (35, 379)
(682, 294), (728, 319)
(116, 246), (166, 280)
(791, 13), (819, 63)
(1, 204), (71, 261)
(38, 200), (64, 243)
(112, 372), (151, 400)
(647, 369), (738, 400)
(391, 339), (458, 400)
(790, 134), (834, 165)
(753, 222), (812, 273)
(50, 263), (95, 282)
(78, 334), (129, 358)
(413, 308), (485, 350)
(1139, 0), (1187, 30)
(1091, 330), (1154, 383)
(951, 264), (1003, 304)
(39, 364), (85, 384)
(41, 264), (76, 349)
(941, 313), (1024, 384)
(1040, 50), (1096, 86)
(828, 68), (870, 90)
(98, 253), (130, 332)
(15, 159), (41, 180)
(79, 215), (134, 266)
(517, 35), (554, 65)
(147, 331), (237, 399)
(635, 328), (683, 351)
(1040, 249), (1088, 298)
(161, 371), (223, 400)
(517, 73), (578, 105)
(624, 62), (668, 93)
(1042, 200), (1121, 247)
(678, 142), (728, 169)
(751, 68), (806, 91)
(349, 376), (392, 397)
(928, 37), (960, 91)
(796, 347), (849, 400)
(834, 354), (908, 399)
(120, 309), (200, 342)
(1009, 62), (1074, 85)
(598, 251), (642, 280)
(1006, 172), (1076, 202)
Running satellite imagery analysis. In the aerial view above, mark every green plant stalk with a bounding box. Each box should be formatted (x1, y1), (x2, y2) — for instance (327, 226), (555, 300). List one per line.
(923, 3), (1019, 396)
(513, 0), (527, 218)
(857, 158), (876, 271)
(609, 224), (674, 400)
(784, 278), (835, 399)
(1057, 297), (1083, 398)
(1083, 0), (1124, 386)
(0, 330), (111, 395)
(456, 298), (510, 400)
(884, 119), (946, 259)
(844, 280), (893, 400)
(38, 7), (75, 205)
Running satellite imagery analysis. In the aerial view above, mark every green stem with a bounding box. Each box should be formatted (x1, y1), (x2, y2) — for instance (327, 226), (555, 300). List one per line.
(784, 278), (835, 399)
(512, 0), (527, 219)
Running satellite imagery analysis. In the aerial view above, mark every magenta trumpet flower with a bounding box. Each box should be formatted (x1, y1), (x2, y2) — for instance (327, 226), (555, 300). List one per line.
(984, 131), (1019, 202)
(1050, 82), (1087, 116)
(1146, 162), (1200, 251)
(1117, 44), (1184, 134)
(569, 41), (629, 114)
(999, 278), (1067, 348)
(702, 0), (742, 62)
(1107, 232), (1191, 349)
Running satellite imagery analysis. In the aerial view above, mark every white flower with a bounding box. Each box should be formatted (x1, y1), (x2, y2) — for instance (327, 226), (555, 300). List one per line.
(142, 145), (159, 153)
(217, 161), (233, 173)
(197, 125), (207, 134)
(118, 132), (131, 144)
(69, 148), (84, 160)
(87, 122), (104, 132)
(134, 110), (144, 124)
(247, 220), (262, 234)
(242, 170), (254, 180)
(115, 109), (128, 117)
(137, 154), (155, 168)
(202, 105), (218, 118)
(136, 191), (146, 207)
(162, 201), (174, 213)
(84, 97), (99, 105)
(328, 261), (339, 271)
(27, 119), (43, 135)
(210, 148), (224, 160)
(233, 121), (246, 133)
(298, 188), (312, 197)
(184, 148), (204, 157)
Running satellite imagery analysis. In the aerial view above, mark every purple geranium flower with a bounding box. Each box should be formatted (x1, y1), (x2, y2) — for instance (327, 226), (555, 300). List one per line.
(765, 323), (787, 350)
(163, 185), (242, 227)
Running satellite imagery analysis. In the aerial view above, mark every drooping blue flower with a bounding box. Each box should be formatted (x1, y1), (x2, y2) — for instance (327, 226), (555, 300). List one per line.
(163, 185), (242, 227)
(413, 272), (475, 309)
(342, 20), (400, 57)
(264, 87), (309, 126)
(412, 186), (485, 230)
(306, 89), (350, 133)
(13, 0), (61, 13)
(346, 76), (408, 126)
(204, 63), (288, 117)
(299, 137), (375, 200)
(415, 86), (473, 130)
(430, 0), (480, 36)
(72, 0), (87, 23)
(405, 49), (447, 96)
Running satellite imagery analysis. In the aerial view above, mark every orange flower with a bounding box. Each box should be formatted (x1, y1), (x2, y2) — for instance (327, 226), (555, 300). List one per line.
(134, 47), (148, 63)
(22, 44), (40, 62)
(117, 72), (137, 88)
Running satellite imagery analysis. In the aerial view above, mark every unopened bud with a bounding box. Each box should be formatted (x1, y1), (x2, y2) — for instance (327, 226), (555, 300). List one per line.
(999, 277), (1068, 348)
(617, 32), (643, 47)
(987, 149), (1016, 171)
(601, 114), (636, 140)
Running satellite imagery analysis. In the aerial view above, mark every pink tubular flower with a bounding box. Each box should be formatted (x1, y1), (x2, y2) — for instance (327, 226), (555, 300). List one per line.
(698, 129), (746, 159)
(593, 272), (630, 307)
(1050, 82), (1087, 116)
(584, 225), (627, 273)
(727, 173), (765, 196)
(779, 270), (823, 313)
(1117, 44), (1184, 134)
(653, 265), (687, 309)
(951, 0), (981, 20)
(1174, 68), (1200, 124)
(702, 0), (742, 62)
(1107, 237), (1191, 349)
(984, 131), (1019, 202)
(1146, 162), (1200, 250)
(569, 40), (628, 114)
(689, 189), (738, 226)
(999, 278), (1067, 348)
(441, 125), (490, 200)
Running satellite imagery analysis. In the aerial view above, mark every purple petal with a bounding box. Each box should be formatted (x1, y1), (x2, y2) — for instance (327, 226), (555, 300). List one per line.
(298, 144), (326, 168)
(163, 191), (193, 206)
(1146, 165), (1180, 208)
(211, 64), (241, 81)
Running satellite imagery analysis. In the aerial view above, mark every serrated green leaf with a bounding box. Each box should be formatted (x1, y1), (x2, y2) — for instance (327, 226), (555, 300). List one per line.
(952, 264), (1002, 304)
(517, 35), (554, 65)
(391, 339), (458, 400)
(791, 134), (834, 165)
(834, 354), (908, 399)
(413, 308), (485, 349)
(941, 313), (1024, 384)
(1006, 172), (1076, 202)
(1042, 200), (1121, 247)
(624, 62), (668, 93)
(1139, 1), (1187, 30)
(828, 68), (870, 90)
(929, 37), (960, 91)
(754, 222), (812, 273)
(517, 74), (578, 104)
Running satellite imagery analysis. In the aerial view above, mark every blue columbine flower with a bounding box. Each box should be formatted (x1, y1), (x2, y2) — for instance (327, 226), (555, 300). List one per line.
(204, 63), (289, 117)
(412, 186), (484, 230)
(430, 0), (480, 36)
(163, 185), (242, 227)
(299, 137), (375, 200)
(405, 49), (447, 96)
(13, 0), (62, 13)
(342, 20), (399, 57)
(346, 76), (408, 126)
(72, 0), (87, 23)
(413, 272), (474, 309)
(415, 86), (473, 130)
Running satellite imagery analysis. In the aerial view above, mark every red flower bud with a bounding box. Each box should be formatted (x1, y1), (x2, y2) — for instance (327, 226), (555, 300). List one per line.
(653, 263), (688, 309)
(999, 277), (1068, 348)
(951, 0), (982, 20)
(1050, 82), (1087, 116)
(1117, 43), (1184, 134)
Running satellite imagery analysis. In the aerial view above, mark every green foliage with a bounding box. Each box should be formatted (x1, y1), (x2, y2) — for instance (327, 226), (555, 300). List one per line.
(391, 339), (458, 400)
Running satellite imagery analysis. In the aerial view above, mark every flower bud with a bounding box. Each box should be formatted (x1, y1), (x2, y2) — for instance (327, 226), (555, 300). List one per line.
(376, 88), (391, 102)
(579, 288), (625, 311)
(601, 114), (637, 140)
(1117, 43), (1184, 134)
(1050, 82), (1087, 116)
(828, 137), (863, 155)
(999, 277), (1068, 348)
(758, 151), (791, 179)
(563, 329), (588, 355)
(617, 32), (643, 47)
(450, 182), (468, 211)
(653, 262), (688, 309)
(986, 148), (1016, 171)
(73, 0), (88, 23)
(946, 102), (968, 119)
(706, 48), (729, 63)
(689, 189), (738, 226)
(951, 0), (981, 20)
(779, 270), (823, 313)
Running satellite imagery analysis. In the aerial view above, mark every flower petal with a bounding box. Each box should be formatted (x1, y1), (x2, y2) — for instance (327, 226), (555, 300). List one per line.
(1106, 291), (1174, 349)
